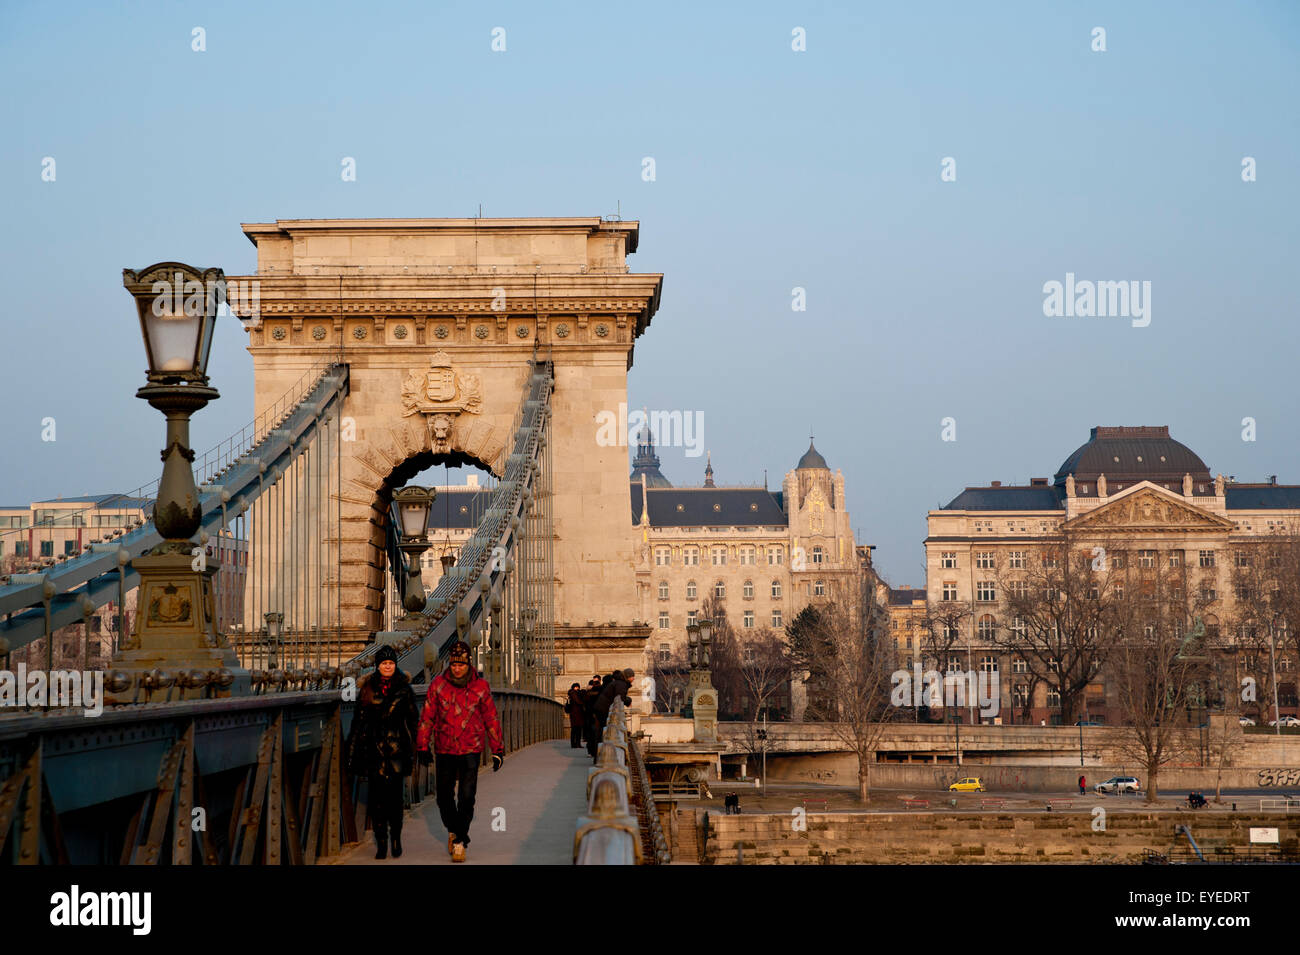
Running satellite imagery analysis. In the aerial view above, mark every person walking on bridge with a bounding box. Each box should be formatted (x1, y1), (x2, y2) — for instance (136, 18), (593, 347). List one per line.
(346, 645), (419, 860)
(416, 640), (504, 863)
(567, 682), (586, 748)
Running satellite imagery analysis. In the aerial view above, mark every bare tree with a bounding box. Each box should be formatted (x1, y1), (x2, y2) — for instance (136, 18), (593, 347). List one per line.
(1108, 547), (1214, 804)
(647, 645), (690, 715)
(730, 630), (793, 770)
(786, 575), (898, 802)
(700, 597), (744, 719)
(994, 533), (1122, 724)
(1228, 529), (1300, 722)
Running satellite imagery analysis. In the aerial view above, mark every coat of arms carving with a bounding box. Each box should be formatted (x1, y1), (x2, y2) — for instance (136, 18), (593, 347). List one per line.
(401, 351), (483, 452)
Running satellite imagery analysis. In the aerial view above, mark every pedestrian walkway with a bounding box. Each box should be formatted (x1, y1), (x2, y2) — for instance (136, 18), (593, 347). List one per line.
(334, 740), (591, 866)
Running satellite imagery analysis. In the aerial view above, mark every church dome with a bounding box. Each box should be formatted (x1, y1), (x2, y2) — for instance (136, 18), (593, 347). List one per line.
(1053, 426), (1210, 486)
(630, 424), (672, 488)
(796, 439), (828, 471)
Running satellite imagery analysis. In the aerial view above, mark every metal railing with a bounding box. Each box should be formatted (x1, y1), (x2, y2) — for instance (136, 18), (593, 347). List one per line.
(574, 698), (668, 865)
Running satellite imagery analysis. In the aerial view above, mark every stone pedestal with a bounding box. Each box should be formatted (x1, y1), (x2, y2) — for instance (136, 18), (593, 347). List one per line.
(689, 670), (718, 743)
(109, 550), (245, 702)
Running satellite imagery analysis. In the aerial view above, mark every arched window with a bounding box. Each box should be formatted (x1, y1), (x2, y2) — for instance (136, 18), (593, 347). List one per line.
(812, 546), (824, 565)
(771, 580), (782, 599)
(813, 580), (826, 596)
(686, 580), (697, 600)
(657, 581), (669, 600)
(978, 614), (997, 640)
(714, 580), (726, 599)
(743, 580), (754, 599)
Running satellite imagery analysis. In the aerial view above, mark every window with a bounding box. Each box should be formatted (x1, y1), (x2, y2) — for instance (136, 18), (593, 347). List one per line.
(711, 546), (727, 566)
(1200, 583), (1217, 602)
(1048, 659), (1060, 673)
(976, 551), (995, 569)
(63, 540), (76, 555)
(687, 610), (697, 627)
(1012, 685), (1029, 708)
(743, 611), (754, 629)
(1010, 580), (1029, 599)
(976, 581), (996, 602)
(1169, 551), (1182, 568)
(1008, 551), (1024, 569)
(658, 581), (669, 600)
(15, 541), (29, 557)
(771, 580), (782, 599)
(813, 580), (826, 596)
(1235, 551), (1252, 568)
(1012, 656), (1027, 673)
(942, 581), (958, 601)
(1045, 584), (1060, 601)
(89, 617), (101, 634)
(686, 580), (697, 600)
(771, 610), (783, 628)
(658, 642), (670, 660)
(906, 635), (914, 650)
(977, 614), (997, 639)
(40, 540), (53, 557)
(1046, 688), (1061, 708)
(947, 656), (962, 673)
(739, 546), (755, 565)
(980, 655), (998, 673)
(768, 547), (783, 566)
(714, 580), (726, 599)
(655, 547), (671, 566)
(1041, 552), (1058, 568)
(743, 580), (754, 599)
(684, 546), (699, 566)
(943, 624), (960, 641)
(658, 613), (670, 629)
(811, 546), (825, 565)
(941, 552), (957, 569)
(743, 646), (756, 663)
(1011, 617), (1027, 639)
(1138, 550), (1156, 568)
(1199, 550), (1215, 568)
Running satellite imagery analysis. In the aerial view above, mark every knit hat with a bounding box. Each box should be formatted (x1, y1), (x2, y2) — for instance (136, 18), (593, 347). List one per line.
(374, 645), (398, 665)
(448, 640), (472, 664)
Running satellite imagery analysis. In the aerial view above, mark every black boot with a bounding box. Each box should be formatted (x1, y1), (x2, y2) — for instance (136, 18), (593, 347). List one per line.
(390, 825), (403, 859)
(374, 822), (388, 860)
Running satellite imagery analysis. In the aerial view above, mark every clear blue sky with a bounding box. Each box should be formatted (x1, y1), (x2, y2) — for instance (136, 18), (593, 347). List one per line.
(2, 1), (1297, 583)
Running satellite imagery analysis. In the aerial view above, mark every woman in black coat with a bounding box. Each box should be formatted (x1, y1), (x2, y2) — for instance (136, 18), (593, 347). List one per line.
(346, 645), (418, 859)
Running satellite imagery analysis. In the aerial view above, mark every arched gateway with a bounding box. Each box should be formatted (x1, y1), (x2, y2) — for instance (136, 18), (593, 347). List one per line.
(234, 218), (662, 689)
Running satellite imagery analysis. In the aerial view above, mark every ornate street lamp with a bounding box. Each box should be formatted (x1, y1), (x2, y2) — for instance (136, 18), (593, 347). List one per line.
(390, 485), (436, 630)
(108, 263), (241, 702)
(264, 610), (284, 669)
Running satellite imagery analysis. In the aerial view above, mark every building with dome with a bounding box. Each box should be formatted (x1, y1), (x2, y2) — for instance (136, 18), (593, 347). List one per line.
(925, 425), (1300, 725)
(632, 433), (865, 718)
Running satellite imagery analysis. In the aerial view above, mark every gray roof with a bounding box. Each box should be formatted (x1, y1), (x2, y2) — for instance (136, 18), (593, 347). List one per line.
(32, 493), (153, 509)
(427, 488), (496, 529)
(1054, 426), (1210, 486)
(943, 486), (1066, 511)
(888, 588), (925, 606)
(631, 487), (788, 527)
(1225, 485), (1300, 510)
(796, 440), (828, 470)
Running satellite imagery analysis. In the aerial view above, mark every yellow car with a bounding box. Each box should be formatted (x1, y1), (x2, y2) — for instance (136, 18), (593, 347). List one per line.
(948, 777), (985, 792)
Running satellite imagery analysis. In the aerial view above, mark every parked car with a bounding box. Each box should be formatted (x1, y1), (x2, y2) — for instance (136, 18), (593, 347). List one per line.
(1239, 716), (1256, 726)
(949, 777), (985, 792)
(1267, 716), (1300, 728)
(1095, 776), (1141, 794)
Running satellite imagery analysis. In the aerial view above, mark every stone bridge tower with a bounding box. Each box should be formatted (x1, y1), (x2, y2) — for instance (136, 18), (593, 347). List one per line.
(234, 218), (662, 664)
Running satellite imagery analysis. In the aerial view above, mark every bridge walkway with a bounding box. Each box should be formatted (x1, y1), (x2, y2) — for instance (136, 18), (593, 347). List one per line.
(334, 740), (589, 866)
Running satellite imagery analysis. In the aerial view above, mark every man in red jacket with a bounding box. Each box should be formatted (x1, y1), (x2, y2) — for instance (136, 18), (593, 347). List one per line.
(416, 640), (504, 863)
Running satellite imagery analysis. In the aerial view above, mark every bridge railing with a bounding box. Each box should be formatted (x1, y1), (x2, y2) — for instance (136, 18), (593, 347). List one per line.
(574, 699), (669, 865)
(0, 683), (561, 864)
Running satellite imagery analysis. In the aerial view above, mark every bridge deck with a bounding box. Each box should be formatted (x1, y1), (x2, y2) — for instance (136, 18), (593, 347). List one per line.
(333, 740), (589, 866)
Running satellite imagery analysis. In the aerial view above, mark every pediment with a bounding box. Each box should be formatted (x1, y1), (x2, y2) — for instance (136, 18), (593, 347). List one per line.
(1066, 482), (1234, 533)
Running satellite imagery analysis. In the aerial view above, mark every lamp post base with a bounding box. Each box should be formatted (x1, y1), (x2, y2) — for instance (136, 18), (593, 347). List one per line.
(107, 550), (246, 704)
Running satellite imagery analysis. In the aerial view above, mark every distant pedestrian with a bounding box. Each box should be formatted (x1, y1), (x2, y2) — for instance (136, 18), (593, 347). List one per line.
(345, 645), (418, 860)
(592, 669), (633, 760)
(1078, 774), (1086, 795)
(416, 641), (504, 863)
(585, 675), (608, 758)
(567, 682), (586, 748)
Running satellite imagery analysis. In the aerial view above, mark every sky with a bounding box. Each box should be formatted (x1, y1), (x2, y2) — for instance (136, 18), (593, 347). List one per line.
(2, 0), (1297, 584)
